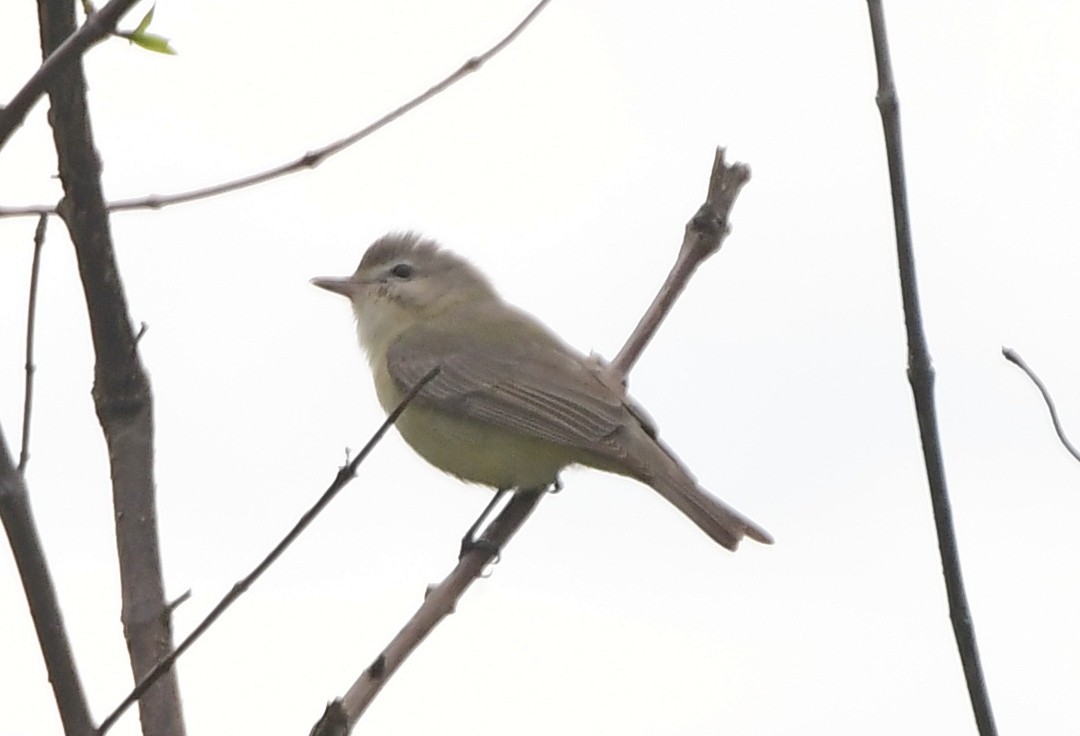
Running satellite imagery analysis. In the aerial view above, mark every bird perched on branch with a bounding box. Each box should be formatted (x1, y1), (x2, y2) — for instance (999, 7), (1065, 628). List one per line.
(313, 233), (771, 551)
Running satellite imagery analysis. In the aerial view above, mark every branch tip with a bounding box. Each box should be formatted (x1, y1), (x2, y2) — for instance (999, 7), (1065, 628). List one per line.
(1002, 347), (1080, 464)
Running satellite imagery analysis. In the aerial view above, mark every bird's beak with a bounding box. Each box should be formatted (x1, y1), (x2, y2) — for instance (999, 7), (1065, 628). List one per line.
(310, 276), (361, 298)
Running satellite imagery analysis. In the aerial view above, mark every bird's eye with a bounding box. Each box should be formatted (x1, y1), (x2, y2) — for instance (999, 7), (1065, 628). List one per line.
(389, 263), (414, 279)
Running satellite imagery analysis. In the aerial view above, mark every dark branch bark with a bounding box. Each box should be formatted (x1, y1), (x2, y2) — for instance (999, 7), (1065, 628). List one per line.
(1, 425), (94, 736)
(0, 0), (141, 149)
(866, 3), (998, 735)
(19, 214), (49, 474)
(35, 1), (184, 734)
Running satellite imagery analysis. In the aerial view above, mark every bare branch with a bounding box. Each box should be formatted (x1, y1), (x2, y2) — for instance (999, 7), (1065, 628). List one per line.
(1002, 347), (1080, 464)
(0, 0), (142, 149)
(311, 149), (751, 734)
(35, 0), (184, 731)
(1, 423), (95, 736)
(0, 0), (554, 220)
(319, 491), (543, 733)
(610, 147), (750, 381)
(309, 702), (349, 736)
(18, 214), (48, 474)
(866, 2), (998, 735)
(98, 367), (440, 735)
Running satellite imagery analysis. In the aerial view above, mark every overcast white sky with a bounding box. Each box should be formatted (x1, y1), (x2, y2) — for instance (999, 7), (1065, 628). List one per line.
(2, 2), (1079, 734)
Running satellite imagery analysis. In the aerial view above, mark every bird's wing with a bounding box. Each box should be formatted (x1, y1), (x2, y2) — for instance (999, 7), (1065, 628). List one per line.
(385, 317), (627, 450)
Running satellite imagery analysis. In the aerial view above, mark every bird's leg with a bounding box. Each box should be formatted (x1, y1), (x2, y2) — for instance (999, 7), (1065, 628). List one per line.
(459, 488), (510, 560)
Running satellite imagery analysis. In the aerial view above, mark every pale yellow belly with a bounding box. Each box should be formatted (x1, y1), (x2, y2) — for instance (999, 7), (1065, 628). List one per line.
(392, 401), (572, 490)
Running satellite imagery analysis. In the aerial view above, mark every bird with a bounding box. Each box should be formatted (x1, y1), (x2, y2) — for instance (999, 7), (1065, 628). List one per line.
(312, 232), (772, 551)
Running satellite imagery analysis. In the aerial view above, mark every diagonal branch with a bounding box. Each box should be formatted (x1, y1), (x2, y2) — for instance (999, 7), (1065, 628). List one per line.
(0, 0), (553, 220)
(866, 2), (998, 735)
(310, 148), (751, 735)
(97, 367), (439, 735)
(1, 423), (94, 736)
(311, 489), (543, 736)
(0, 0), (141, 150)
(610, 147), (749, 381)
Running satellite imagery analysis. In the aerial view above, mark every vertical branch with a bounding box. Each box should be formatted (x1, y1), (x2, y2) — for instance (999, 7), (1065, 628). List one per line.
(866, 3), (998, 735)
(1, 424), (94, 736)
(19, 214), (49, 474)
(35, 1), (185, 734)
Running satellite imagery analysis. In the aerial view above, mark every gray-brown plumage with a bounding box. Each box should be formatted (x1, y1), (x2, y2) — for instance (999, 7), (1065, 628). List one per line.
(313, 233), (772, 551)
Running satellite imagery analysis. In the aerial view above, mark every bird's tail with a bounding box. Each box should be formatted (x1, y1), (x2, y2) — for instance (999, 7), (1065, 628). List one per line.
(634, 436), (773, 552)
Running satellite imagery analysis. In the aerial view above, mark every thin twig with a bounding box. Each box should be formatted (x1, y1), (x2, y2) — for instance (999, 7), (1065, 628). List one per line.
(0, 0), (142, 149)
(1003, 347), (1080, 464)
(18, 214), (48, 474)
(0, 0), (553, 220)
(313, 150), (750, 735)
(96, 367), (439, 735)
(866, 3), (998, 735)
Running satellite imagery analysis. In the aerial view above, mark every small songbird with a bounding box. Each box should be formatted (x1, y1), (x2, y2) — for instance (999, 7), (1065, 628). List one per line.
(312, 233), (771, 551)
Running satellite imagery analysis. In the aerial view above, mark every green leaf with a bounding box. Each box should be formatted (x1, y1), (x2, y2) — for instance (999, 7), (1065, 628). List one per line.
(134, 5), (155, 36)
(130, 32), (177, 55)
